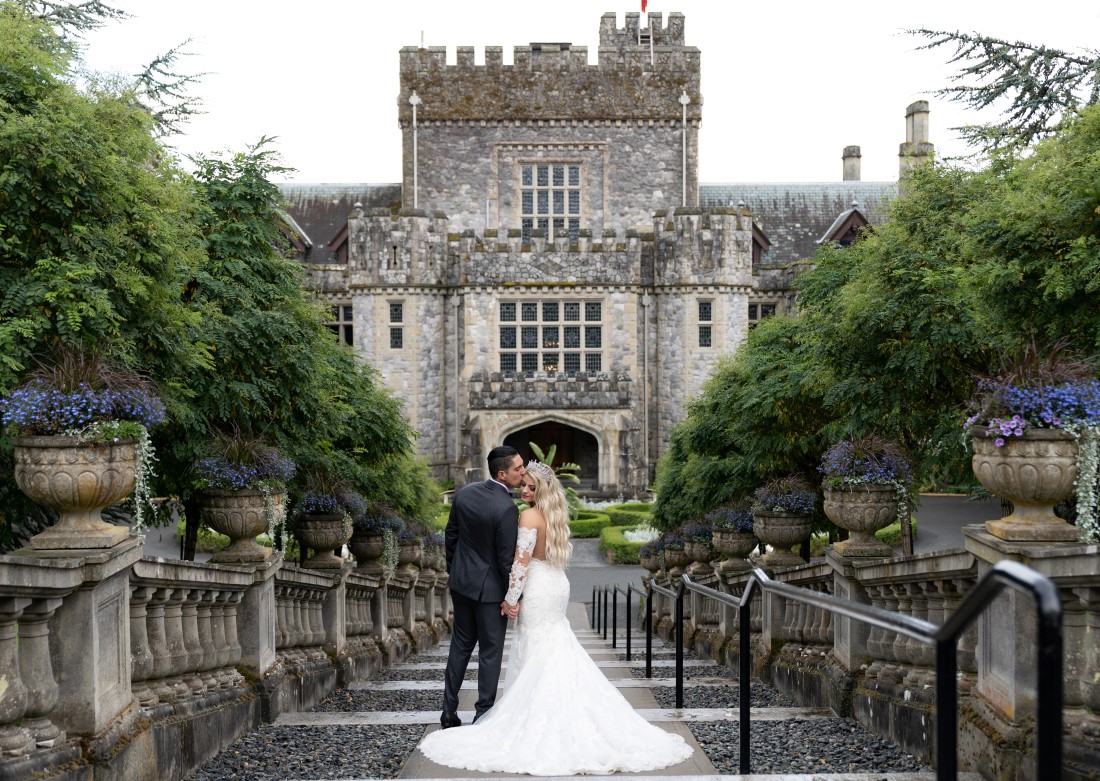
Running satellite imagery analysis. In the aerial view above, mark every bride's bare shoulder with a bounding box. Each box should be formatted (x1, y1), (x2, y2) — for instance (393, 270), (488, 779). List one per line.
(519, 506), (546, 530)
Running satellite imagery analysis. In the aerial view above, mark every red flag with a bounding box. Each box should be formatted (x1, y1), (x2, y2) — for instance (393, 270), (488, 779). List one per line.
(642, 0), (647, 11)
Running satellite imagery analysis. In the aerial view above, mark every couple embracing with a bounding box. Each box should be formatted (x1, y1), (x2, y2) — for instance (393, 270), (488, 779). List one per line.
(419, 445), (692, 776)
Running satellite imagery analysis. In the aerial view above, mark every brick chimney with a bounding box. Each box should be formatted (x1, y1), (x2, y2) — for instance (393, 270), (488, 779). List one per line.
(842, 145), (861, 181)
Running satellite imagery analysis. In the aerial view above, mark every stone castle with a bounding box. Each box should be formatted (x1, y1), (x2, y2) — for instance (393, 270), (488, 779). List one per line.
(281, 12), (932, 495)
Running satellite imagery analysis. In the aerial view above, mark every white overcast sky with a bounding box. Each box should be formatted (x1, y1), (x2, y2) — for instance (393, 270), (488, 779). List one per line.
(77, 1), (1096, 184)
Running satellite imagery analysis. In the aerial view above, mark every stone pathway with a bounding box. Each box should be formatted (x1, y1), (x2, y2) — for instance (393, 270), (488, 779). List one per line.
(251, 601), (982, 781)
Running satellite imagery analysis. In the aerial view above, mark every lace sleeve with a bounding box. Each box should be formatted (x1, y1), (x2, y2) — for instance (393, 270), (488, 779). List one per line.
(504, 527), (538, 606)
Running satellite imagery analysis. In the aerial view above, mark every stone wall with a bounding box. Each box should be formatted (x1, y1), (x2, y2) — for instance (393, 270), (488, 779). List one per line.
(0, 541), (451, 781)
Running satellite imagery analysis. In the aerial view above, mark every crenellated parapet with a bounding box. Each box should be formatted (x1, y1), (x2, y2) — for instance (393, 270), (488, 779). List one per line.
(397, 12), (700, 123)
(654, 207), (754, 287)
(348, 208), (450, 287)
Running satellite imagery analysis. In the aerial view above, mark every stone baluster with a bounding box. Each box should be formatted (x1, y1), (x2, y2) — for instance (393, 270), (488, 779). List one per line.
(129, 585), (158, 706)
(274, 585), (289, 649)
(891, 582), (913, 671)
(313, 587), (328, 646)
(1059, 585), (1087, 723)
(210, 591), (229, 671)
(148, 588), (176, 701)
(902, 582), (932, 690)
(863, 584), (888, 678)
(371, 577), (389, 643)
(179, 588), (206, 695)
(288, 587), (304, 648)
(164, 587), (191, 698)
(812, 583), (833, 645)
(196, 591), (219, 691)
(0, 597), (32, 756)
(222, 592), (243, 672)
(19, 597), (65, 748)
(878, 585), (904, 684)
(1071, 586), (1100, 745)
(948, 577), (978, 682)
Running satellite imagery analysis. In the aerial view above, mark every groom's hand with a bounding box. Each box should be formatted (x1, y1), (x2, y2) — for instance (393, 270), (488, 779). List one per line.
(501, 601), (520, 619)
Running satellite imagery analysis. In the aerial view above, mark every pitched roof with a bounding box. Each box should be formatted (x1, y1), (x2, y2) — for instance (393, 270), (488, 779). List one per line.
(699, 182), (896, 265)
(278, 184), (401, 264)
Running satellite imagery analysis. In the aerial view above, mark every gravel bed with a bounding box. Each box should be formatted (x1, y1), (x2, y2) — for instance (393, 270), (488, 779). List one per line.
(690, 718), (928, 774)
(650, 682), (793, 709)
(185, 724), (422, 780)
(375, 666), (477, 682)
(629, 662), (731, 679)
(313, 688), (442, 713)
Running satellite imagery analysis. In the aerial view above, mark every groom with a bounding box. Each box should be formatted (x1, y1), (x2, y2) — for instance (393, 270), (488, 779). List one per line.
(440, 445), (526, 728)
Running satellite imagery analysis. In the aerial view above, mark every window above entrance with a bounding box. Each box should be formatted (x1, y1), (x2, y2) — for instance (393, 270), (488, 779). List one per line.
(499, 298), (602, 376)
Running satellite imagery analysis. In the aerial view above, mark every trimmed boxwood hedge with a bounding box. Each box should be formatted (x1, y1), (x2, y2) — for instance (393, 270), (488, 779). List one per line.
(598, 525), (643, 564)
(568, 510), (612, 538)
(602, 507), (651, 527)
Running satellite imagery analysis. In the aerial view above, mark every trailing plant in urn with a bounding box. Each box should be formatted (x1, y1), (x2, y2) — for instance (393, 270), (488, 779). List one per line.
(0, 351), (165, 547)
(820, 437), (913, 557)
(964, 341), (1100, 542)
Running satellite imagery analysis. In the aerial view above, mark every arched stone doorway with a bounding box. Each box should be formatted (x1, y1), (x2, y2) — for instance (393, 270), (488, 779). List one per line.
(504, 422), (599, 492)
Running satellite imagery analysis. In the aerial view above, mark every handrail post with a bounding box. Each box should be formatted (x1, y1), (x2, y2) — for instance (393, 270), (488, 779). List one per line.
(602, 587), (609, 640)
(625, 587), (632, 661)
(645, 583), (653, 678)
(675, 584), (684, 710)
(612, 586), (619, 649)
(934, 638), (957, 781)
(739, 582), (752, 774)
(590, 586), (596, 628)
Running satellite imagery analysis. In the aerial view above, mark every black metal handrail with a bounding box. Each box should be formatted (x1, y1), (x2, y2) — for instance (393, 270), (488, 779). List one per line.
(599, 561), (1063, 780)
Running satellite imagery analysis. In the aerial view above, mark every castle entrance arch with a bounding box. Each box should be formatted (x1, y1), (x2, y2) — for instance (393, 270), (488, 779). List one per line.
(504, 421), (599, 492)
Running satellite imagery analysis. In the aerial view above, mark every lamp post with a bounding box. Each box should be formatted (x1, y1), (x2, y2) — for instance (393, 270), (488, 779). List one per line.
(409, 90), (422, 209)
(679, 90), (690, 207)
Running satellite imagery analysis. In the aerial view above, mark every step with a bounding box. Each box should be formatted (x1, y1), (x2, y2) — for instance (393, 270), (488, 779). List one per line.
(347, 676), (750, 691)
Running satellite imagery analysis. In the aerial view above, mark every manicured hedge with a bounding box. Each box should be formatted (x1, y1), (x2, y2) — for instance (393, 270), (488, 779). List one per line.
(568, 510), (612, 538)
(602, 507), (651, 527)
(610, 502), (653, 512)
(598, 525), (643, 564)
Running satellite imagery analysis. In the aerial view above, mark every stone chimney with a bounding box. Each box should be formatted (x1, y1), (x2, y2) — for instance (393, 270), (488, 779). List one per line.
(899, 101), (934, 176)
(842, 145), (861, 181)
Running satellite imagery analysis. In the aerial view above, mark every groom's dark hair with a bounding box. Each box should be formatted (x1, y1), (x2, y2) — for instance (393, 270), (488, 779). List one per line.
(487, 445), (520, 479)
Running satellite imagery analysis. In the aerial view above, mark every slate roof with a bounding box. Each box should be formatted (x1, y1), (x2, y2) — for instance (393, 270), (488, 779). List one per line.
(278, 184), (402, 264)
(278, 181), (896, 267)
(700, 182), (897, 265)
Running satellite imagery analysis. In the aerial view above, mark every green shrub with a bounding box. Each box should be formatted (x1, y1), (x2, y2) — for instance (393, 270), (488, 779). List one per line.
(569, 510), (612, 538)
(599, 525), (643, 564)
(602, 507), (651, 527)
(610, 502), (653, 512)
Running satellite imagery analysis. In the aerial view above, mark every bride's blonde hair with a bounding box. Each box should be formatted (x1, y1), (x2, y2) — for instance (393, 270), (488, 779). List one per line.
(524, 461), (572, 567)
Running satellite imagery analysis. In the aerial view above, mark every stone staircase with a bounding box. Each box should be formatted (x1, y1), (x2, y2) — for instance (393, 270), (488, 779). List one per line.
(225, 601), (984, 781)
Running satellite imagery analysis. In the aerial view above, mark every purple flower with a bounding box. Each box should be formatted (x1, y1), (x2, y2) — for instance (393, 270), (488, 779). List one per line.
(994, 438), (1005, 447)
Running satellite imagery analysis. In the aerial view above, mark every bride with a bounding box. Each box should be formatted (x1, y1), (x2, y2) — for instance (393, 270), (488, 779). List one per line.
(418, 460), (693, 776)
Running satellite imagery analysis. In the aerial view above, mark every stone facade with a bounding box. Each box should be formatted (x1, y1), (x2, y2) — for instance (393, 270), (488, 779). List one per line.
(285, 12), (927, 495)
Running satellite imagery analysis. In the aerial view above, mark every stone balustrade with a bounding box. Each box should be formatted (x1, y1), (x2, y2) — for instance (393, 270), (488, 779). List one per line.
(0, 539), (451, 781)
(644, 528), (1100, 781)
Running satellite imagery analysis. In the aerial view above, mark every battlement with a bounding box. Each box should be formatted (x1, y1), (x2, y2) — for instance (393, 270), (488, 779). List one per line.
(397, 13), (700, 122)
(599, 11), (686, 49)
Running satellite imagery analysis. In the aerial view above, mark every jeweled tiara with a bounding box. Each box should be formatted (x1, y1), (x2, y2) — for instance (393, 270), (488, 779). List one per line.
(525, 460), (557, 482)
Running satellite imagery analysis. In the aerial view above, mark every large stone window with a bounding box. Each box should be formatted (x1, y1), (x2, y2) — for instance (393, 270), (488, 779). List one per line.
(499, 299), (602, 375)
(520, 163), (582, 242)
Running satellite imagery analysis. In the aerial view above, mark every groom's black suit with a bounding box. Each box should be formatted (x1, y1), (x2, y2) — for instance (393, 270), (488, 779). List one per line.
(441, 479), (519, 725)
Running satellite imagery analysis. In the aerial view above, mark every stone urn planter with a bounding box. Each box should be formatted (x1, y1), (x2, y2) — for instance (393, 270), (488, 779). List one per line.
(296, 512), (351, 569)
(823, 485), (898, 557)
(423, 542), (445, 572)
(396, 540), (423, 576)
(970, 427), (1079, 541)
(684, 540), (714, 575)
(639, 553), (661, 573)
(12, 435), (135, 549)
(752, 511), (811, 569)
(348, 530), (386, 573)
(712, 529), (758, 571)
(199, 488), (281, 563)
(662, 546), (689, 574)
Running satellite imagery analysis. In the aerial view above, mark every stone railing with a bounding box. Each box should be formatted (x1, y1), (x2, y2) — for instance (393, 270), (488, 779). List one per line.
(644, 528), (1100, 781)
(0, 539), (452, 781)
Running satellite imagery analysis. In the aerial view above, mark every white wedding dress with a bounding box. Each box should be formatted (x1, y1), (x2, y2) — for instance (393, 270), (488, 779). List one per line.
(419, 529), (693, 776)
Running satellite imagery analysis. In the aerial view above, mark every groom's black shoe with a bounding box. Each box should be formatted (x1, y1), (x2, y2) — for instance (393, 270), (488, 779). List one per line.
(472, 709), (488, 724)
(440, 712), (462, 729)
